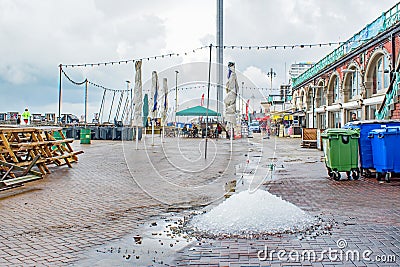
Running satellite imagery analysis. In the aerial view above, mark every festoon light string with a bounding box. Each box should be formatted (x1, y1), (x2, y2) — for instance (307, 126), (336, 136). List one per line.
(61, 38), (372, 68)
(60, 38), (372, 92)
(61, 68), (130, 92)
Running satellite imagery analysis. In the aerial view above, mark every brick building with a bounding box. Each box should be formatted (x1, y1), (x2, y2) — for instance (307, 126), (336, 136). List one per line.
(291, 2), (400, 129)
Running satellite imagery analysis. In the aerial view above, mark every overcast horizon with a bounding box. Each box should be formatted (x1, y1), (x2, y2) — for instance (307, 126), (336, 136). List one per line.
(0, 0), (398, 120)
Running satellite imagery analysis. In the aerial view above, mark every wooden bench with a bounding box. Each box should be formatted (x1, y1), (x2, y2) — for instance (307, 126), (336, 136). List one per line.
(1, 174), (42, 186)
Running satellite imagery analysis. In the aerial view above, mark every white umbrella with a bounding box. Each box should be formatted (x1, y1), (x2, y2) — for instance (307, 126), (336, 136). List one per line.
(224, 62), (238, 140)
(133, 61), (143, 149)
(150, 71), (159, 145)
(161, 78), (168, 140)
(162, 78), (168, 125)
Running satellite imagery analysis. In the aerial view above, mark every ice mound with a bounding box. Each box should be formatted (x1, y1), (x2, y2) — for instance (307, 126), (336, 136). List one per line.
(189, 190), (315, 236)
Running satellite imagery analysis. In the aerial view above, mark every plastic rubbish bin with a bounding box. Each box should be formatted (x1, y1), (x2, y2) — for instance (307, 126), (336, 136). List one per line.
(90, 126), (99, 140)
(121, 127), (140, 141)
(321, 128), (360, 180)
(64, 128), (74, 139)
(368, 126), (400, 182)
(112, 127), (122, 140)
(73, 127), (81, 140)
(53, 130), (66, 140)
(80, 128), (91, 144)
(52, 130), (67, 150)
(343, 120), (400, 177)
(100, 127), (112, 140)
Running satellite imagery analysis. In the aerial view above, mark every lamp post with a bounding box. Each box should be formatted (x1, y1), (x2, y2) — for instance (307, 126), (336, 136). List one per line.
(266, 68), (276, 98)
(126, 80), (131, 125)
(175, 70), (179, 134)
(241, 81), (244, 121)
(251, 93), (255, 115)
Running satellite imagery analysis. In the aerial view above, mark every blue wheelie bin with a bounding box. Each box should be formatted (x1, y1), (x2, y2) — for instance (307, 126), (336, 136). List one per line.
(368, 126), (400, 182)
(343, 120), (400, 177)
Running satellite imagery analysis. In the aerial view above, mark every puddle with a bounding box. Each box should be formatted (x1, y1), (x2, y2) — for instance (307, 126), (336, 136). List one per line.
(75, 213), (195, 267)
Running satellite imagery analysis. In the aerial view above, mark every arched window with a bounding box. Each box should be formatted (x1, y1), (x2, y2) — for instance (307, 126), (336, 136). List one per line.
(372, 56), (389, 94)
(318, 87), (325, 106)
(350, 69), (361, 99)
(333, 76), (340, 102)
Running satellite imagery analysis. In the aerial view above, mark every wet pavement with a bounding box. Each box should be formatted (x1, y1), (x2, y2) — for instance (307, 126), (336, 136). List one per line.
(0, 134), (399, 266)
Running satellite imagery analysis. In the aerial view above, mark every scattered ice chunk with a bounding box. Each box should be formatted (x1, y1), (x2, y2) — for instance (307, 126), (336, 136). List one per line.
(189, 189), (315, 236)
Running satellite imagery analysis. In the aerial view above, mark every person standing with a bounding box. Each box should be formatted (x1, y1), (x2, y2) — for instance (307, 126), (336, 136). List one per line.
(351, 112), (359, 121)
(22, 108), (31, 125)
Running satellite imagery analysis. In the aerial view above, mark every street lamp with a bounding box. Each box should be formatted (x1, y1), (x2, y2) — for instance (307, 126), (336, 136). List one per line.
(126, 80), (131, 125)
(175, 70), (179, 133)
(251, 93), (255, 115)
(266, 68), (276, 98)
(241, 81), (244, 120)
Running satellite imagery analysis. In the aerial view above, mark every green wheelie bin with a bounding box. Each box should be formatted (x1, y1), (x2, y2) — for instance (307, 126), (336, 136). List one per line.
(321, 128), (360, 180)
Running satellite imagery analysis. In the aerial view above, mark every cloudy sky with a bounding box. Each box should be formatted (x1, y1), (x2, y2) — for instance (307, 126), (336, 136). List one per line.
(0, 0), (398, 120)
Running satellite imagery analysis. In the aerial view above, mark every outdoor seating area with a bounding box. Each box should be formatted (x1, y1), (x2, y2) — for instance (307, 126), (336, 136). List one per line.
(180, 123), (224, 138)
(0, 126), (83, 190)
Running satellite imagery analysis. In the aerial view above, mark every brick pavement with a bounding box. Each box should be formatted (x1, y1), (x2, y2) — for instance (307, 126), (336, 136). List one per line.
(0, 136), (245, 266)
(172, 137), (400, 267)
(1, 136), (399, 266)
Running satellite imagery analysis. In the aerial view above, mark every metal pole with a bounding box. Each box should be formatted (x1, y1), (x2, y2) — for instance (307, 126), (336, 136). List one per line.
(205, 44), (212, 159)
(130, 87), (133, 126)
(99, 90), (106, 123)
(126, 80), (131, 125)
(270, 69), (273, 94)
(313, 88), (315, 128)
(108, 91), (116, 123)
(241, 81), (244, 121)
(84, 79), (88, 126)
(217, 0), (223, 121)
(58, 64), (62, 124)
(175, 70), (179, 135)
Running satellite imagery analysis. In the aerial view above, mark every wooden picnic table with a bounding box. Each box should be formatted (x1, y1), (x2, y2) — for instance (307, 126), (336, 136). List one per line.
(0, 126), (83, 190)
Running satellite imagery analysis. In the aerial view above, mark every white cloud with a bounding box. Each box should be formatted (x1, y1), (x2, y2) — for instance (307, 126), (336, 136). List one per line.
(0, 0), (398, 117)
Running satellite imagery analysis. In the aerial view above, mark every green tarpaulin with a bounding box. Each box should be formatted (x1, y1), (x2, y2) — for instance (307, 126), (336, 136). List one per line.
(176, 106), (221, 116)
(143, 94), (149, 126)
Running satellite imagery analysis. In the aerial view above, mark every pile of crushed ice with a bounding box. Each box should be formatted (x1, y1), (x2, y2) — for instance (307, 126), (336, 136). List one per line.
(189, 190), (316, 236)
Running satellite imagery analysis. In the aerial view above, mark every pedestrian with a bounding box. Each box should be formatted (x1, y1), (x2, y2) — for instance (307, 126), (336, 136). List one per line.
(22, 108), (31, 125)
(351, 113), (358, 121)
(216, 123), (222, 138)
(16, 115), (21, 125)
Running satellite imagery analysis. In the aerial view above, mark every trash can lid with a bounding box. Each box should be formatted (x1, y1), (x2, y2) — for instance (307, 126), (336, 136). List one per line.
(344, 119), (400, 127)
(321, 128), (360, 138)
(369, 126), (400, 136)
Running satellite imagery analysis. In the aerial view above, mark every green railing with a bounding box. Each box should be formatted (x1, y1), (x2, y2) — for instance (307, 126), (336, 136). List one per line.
(292, 2), (400, 89)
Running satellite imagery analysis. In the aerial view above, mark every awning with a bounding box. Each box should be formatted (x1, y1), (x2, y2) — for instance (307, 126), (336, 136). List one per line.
(176, 106), (221, 116)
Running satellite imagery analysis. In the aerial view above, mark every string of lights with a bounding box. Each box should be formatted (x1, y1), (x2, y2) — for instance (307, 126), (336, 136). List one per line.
(175, 84), (280, 91)
(60, 38), (372, 68)
(87, 81), (130, 93)
(216, 38), (372, 50)
(63, 68), (284, 94)
(216, 42), (340, 50)
(61, 46), (209, 68)
(61, 68), (130, 92)
(61, 68), (86, 85)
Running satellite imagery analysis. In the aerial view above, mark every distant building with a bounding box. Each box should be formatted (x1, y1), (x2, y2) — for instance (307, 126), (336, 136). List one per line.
(289, 62), (314, 81)
(280, 84), (291, 102)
